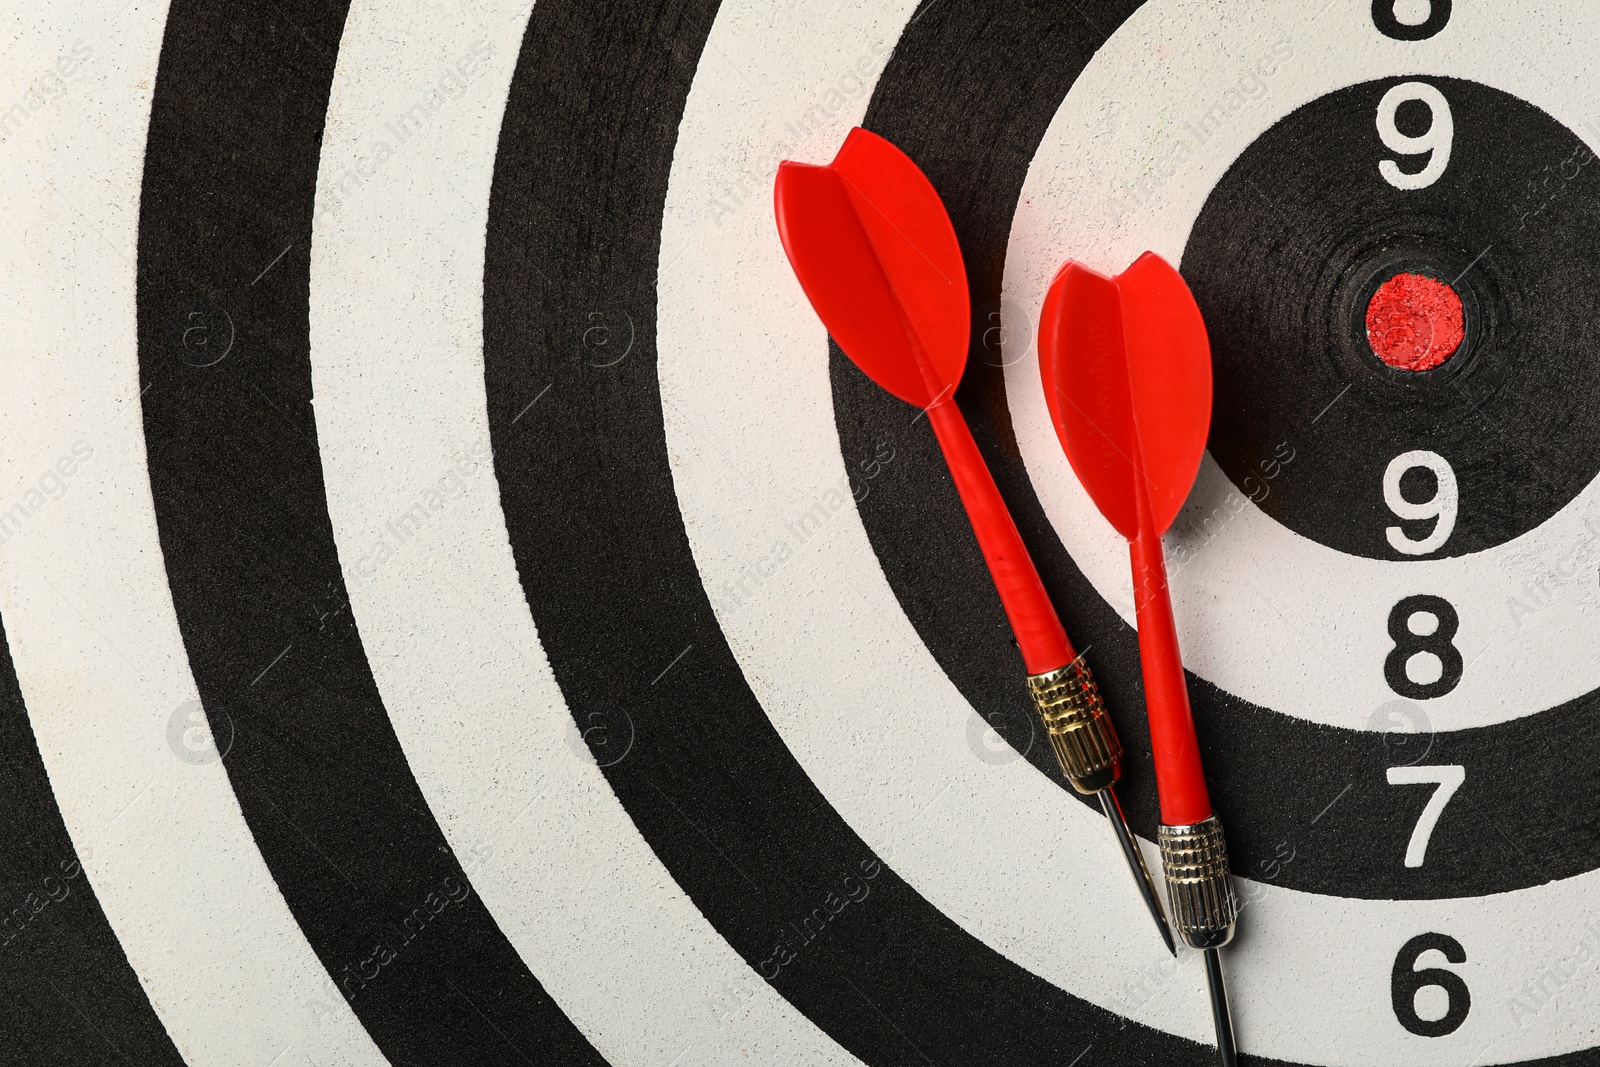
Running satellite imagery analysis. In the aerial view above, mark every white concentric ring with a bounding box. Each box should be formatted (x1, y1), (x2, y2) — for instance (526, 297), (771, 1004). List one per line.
(1003, 0), (1600, 733)
(659, 0), (1600, 1062)
(0, 2), (386, 1063)
(308, 1), (859, 1064)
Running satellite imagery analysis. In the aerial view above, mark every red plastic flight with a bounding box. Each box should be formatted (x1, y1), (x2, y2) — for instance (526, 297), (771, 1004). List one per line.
(775, 128), (1072, 675)
(1038, 254), (1214, 826)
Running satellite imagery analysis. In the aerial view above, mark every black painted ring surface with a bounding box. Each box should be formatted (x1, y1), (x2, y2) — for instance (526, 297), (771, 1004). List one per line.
(136, 3), (606, 1063)
(1189, 76), (1600, 560)
(480, 0), (1273, 1062)
(108, 0), (1600, 1063)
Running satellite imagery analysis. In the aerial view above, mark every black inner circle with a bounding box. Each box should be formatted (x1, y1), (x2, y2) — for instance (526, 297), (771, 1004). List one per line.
(1185, 76), (1600, 559)
(840, 63), (1600, 902)
(1400, 464), (1438, 501)
(1393, 97), (1434, 136)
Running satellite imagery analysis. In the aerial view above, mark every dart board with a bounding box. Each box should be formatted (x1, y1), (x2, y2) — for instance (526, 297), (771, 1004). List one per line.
(3, 0), (1599, 1063)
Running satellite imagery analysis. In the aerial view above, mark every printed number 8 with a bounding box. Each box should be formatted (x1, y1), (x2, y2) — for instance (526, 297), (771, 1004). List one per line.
(1385, 595), (1463, 700)
(1373, 1), (1452, 42)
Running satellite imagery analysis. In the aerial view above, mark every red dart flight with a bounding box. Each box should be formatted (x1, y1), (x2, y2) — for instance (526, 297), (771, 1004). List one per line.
(775, 127), (1068, 673)
(774, 126), (1174, 956)
(1038, 253), (1240, 1067)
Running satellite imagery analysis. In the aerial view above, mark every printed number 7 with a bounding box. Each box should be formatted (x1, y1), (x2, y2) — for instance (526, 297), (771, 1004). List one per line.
(1386, 765), (1465, 868)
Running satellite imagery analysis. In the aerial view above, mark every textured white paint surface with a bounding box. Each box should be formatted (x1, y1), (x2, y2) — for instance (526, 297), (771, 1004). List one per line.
(309, 1), (860, 1064)
(1005, 0), (1600, 733)
(0, 2), (387, 1063)
(662, 1), (1600, 1063)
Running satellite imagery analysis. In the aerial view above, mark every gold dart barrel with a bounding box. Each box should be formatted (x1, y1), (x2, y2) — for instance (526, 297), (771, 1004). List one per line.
(1157, 815), (1238, 950)
(1027, 656), (1176, 955)
(1025, 656), (1121, 794)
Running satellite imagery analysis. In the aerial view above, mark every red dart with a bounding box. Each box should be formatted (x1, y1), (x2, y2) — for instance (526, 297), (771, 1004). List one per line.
(775, 127), (1175, 956)
(1039, 253), (1239, 1066)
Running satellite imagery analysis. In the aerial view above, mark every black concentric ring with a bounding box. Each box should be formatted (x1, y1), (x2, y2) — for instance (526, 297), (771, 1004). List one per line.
(93, 0), (1600, 1063)
(483, 0), (1246, 1063)
(0, 622), (184, 1064)
(838, 32), (1600, 904)
(1189, 76), (1600, 560)
(137, 3), (606, 1063)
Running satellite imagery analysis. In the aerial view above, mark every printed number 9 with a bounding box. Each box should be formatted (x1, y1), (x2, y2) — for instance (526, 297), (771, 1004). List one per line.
(1384, 450), (1457, 555)
(1378, 82), (1453, 190)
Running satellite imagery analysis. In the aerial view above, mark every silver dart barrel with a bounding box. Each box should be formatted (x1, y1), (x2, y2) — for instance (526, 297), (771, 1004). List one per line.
(1160, 814), (1240, 1066)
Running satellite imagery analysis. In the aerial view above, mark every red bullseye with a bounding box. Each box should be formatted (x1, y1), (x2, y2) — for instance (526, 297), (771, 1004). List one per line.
(1365, 272), (1465, 372)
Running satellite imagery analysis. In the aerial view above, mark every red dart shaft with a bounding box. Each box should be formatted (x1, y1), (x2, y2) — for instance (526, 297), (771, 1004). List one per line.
(928, 395), (1177, 953)
(1131, 489), (1213, 826)
(924, 399), (1074, 675)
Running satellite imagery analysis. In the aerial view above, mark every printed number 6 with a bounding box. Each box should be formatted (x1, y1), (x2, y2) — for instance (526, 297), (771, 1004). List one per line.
(1392, 933), (1470, 1037)
(1378, 82), (1453, 190)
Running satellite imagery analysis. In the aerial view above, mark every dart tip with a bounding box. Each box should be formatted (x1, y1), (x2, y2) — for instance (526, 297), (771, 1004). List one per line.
(1203, 948), (1239, 1067)
(1097, 788), (1176, 956)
